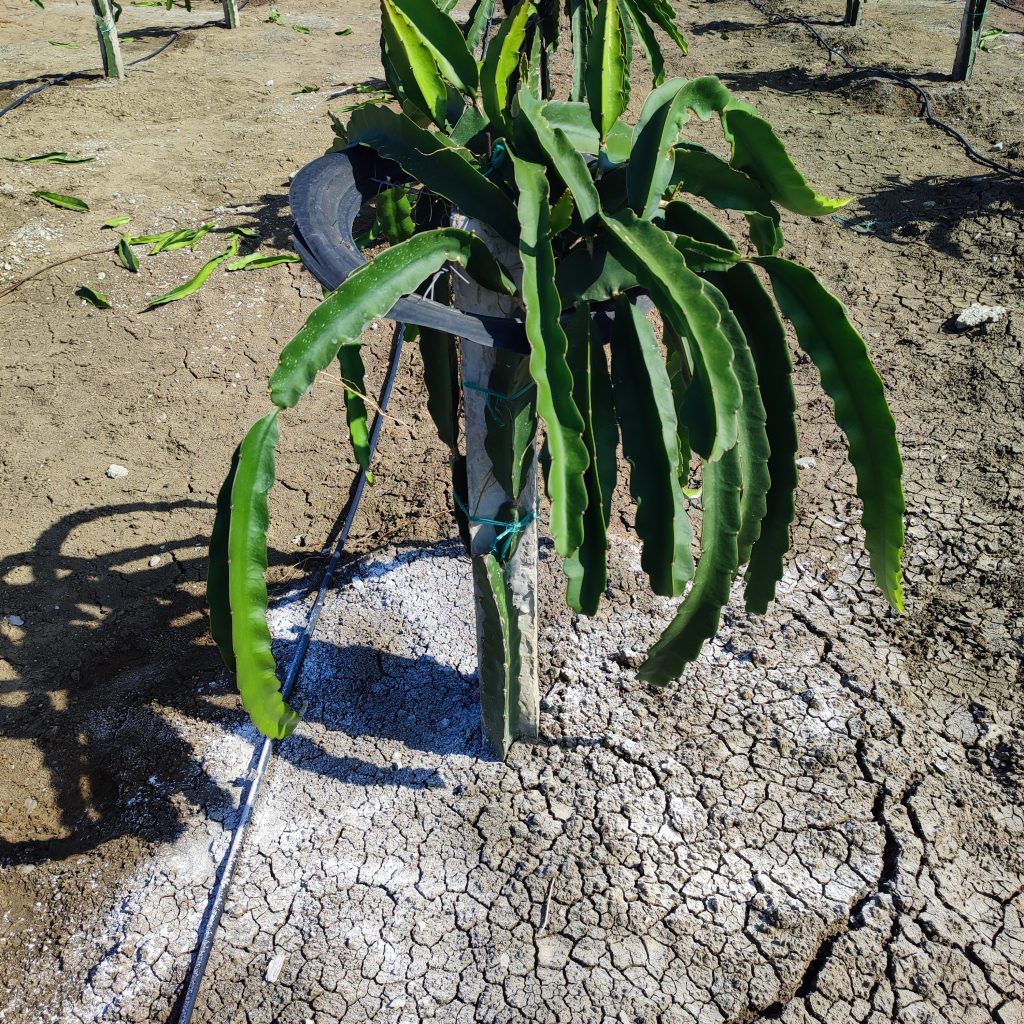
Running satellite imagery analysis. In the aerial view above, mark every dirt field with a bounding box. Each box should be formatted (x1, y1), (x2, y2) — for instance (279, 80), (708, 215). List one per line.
(1, 0), (1023, 1020)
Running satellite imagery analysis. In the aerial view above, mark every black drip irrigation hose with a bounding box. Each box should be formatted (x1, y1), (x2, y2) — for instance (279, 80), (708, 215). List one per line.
(0, 0), (251, 120)
(174, 323), (406, 1024)
(744, 0), (1024, 180)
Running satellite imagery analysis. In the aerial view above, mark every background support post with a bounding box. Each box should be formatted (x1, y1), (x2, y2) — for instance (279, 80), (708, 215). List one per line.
(844, 0), (863, 26)
(222, 0), (240, 29)
(452, 216), (539, 759)
(953, 0), (991, 81)
(91, 0), (124, 79)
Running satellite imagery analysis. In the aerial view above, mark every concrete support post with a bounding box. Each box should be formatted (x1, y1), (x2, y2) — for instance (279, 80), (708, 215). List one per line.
(953, 0), (991, 81)
(91, 0), (124, 79)
(451, 215), (539, 758)
(223, 0), (240, 28)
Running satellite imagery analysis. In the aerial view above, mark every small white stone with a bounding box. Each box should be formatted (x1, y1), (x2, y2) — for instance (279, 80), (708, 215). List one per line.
(97, 272), (106, 280)
(955, 303), (1006, 329)
(265, 952), (286, 983)
(993, 141), (1004, 151)
(796, 456), (817, 470)
(265, 79), (275, 87)
(390, 751), (403, 768)
(5, 614), (24, 627)
(106, 464), (129, 479)
(148, 555), (161, 568)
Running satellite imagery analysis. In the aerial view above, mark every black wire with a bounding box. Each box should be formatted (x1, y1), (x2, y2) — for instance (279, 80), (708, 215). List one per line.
(744, 0), (1024, 180)
(0, 0), (250, 120)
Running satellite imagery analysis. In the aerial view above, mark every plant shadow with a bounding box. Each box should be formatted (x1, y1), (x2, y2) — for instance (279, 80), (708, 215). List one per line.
(0, 70), (97, 95)
(268, 537), (492, 778)
(207, 189), (296, 252)
(715, 64), (952, 102)
(276, 637), (488, 791)
(0, 505), (488, 867)
(690, 18), (775, 36)
(846, 173), (1024, 258)
(0, 499), (259, 865)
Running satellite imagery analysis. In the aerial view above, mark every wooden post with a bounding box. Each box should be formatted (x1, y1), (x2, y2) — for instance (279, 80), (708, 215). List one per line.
(844, 0), (863, 26)
(953, 0), (991, 81)
(222, 0), (240, 29)
(452, 215), (539, 758)
(91, 0), (124, 79)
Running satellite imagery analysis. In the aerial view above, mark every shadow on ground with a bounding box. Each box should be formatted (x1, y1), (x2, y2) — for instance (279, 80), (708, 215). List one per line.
(0, 509), (482, 865)
(850, 173), (1024, 257)
(0, 499), (318, 865)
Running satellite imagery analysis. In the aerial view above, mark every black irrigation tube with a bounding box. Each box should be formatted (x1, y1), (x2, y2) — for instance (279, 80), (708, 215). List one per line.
(174, 322), (407, 1024)
(0, 0), (251, 121)
(744, 0), (1024, 180)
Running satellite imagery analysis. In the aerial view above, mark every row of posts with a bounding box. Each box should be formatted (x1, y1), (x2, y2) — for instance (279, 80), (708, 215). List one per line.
(845, 0), (992, 81)
(90, 0), (997, 85)
(90, 0), (240, 80)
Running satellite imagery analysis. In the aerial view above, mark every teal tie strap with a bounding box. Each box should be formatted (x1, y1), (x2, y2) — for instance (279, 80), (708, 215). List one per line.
(463, 379), (535, 427)
(482, 140), (509, 178)
(455, 492), (537, 564)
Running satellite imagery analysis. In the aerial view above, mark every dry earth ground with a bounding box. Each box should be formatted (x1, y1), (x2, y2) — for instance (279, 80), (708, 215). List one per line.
(1, 0), (1023, 1021)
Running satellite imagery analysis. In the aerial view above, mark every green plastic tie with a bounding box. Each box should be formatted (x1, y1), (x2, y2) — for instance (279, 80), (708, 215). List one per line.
(455, 492), (537, 563)
(463, 379), (535, 426)
(481, 140), (509, 178)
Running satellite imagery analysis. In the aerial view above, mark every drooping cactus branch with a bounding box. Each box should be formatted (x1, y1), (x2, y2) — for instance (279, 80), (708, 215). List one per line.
(207, 0), (906, 757)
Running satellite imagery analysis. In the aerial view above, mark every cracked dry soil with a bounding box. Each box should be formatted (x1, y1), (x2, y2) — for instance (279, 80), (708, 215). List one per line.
(2, 0), (1024, 1021)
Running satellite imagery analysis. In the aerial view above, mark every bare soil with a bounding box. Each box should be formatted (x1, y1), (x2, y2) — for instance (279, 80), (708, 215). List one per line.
(1, 0), (1023, 1021)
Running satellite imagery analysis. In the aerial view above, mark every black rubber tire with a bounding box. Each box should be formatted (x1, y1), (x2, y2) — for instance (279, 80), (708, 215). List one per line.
(289, 146), (531, 354)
